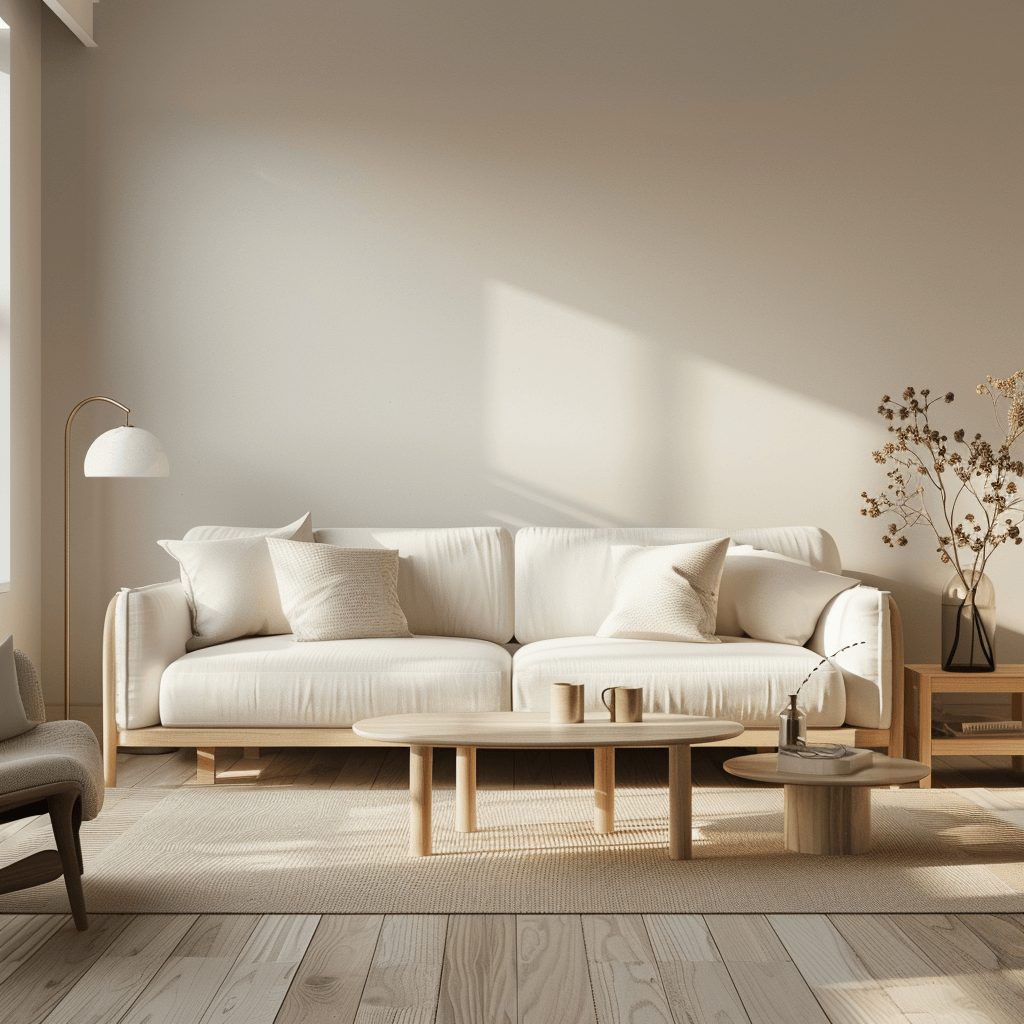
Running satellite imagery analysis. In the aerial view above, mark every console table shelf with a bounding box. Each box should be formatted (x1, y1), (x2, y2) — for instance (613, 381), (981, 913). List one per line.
(904, 664), (1024, 788)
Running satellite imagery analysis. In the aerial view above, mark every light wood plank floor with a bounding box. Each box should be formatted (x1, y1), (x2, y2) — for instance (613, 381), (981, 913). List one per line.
(0, 746), (1021, 1024)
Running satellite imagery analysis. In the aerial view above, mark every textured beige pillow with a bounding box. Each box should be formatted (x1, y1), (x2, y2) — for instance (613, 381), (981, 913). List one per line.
(717, 545), (860, 645)
(0, 635), (35, 742)
(159, 535), (304, 650)
(596, 538), (730, 643)
(267, 539), (413, 641)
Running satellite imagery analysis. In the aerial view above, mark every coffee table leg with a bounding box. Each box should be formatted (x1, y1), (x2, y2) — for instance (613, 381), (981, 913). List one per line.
(594, 746), (615, 833)
(784, 784), (870, 855)
(410, 745), (433, 856)
(668, 744), (692, 860)
(456, 746), (477, 832)
(1013, 693), (1023, 772)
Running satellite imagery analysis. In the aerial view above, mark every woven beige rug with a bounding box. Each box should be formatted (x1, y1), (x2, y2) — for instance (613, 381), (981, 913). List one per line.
(3, 785), (1024, 915)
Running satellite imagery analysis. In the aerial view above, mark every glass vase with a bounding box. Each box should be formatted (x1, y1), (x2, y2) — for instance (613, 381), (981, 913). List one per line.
(941, 571), (996, 673)
(778, 694), (807, 748)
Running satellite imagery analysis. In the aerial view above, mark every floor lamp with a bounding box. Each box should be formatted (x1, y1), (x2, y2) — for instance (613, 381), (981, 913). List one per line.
(65, 397), (169, 721)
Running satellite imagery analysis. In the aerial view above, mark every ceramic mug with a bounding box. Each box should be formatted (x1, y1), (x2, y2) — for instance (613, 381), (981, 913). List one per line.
(550, 682), (585, 724)
(601, 686), (643, 723)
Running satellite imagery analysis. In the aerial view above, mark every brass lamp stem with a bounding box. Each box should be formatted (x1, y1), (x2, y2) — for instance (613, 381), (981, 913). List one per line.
(64, 397), (131, 721)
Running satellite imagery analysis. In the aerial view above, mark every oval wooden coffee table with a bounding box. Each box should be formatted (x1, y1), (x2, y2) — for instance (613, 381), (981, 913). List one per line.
(353, 712), (743, 860)
(723, 752), (930, 855)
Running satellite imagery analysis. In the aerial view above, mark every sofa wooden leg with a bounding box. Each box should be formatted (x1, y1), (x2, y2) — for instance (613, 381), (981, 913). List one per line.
(197, 748), (216, 785)
(103, 741), (118, 789)
(48, 789), (88, 931)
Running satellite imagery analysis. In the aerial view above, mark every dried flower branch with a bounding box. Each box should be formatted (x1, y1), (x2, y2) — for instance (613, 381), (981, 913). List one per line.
(792, 641), (866, 698)
(860, 371), (1024, 589)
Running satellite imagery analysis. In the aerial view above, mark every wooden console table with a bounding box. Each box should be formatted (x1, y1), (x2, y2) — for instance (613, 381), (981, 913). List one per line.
(904, 664), (1024, 788)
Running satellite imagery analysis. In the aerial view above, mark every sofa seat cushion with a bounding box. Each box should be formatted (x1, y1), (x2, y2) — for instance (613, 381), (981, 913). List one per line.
(512, 636), (846, 729)
(159, 635), (512, 728)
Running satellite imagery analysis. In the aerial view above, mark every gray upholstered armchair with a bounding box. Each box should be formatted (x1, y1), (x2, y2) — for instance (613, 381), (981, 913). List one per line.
(0, 648), (104, 930)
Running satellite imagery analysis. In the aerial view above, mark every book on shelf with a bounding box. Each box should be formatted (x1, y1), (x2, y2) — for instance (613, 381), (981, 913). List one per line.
(776, 745), (874, 775)
(935, 719), (1024, 739)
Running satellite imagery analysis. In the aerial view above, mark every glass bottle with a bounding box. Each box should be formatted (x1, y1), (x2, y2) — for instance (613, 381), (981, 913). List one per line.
(778, 694), (807, 748)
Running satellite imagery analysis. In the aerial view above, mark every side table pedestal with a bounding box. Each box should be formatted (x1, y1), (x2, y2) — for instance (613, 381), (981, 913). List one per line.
(784, 784), (870, 855)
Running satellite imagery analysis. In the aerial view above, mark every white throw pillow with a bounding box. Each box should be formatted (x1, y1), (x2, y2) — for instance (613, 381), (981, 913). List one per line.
(267, 539), (413, 641)
(0, 635), (35, 741)
(596, 538), (730, 643)
(182, 512), (314, 543)
(160, 534), (312, 650)
(717, 545), (860, 645)
(174, 513), (313, 613)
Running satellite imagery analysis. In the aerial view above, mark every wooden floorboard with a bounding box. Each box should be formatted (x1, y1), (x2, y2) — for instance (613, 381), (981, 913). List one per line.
(119, 914), (262, 1024)
(0, 748), (1016, 1024)
(581, 914), (675, 1024)
(354, 914), (447, 1023)
(644, 914), (751, 1024)
(517, 915), (596, 1024)
(42, 914), (197, 1024)
(274, 914), (383, 1024)
(436, 914), (516, 1024)
(0, 914), (134, 1024)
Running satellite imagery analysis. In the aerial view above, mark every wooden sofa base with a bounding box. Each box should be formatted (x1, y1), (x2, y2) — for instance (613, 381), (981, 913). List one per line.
(108, 724), (900, 787)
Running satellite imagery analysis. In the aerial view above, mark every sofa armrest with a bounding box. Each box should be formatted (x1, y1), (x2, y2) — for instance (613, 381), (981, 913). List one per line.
(807, 585), (898, 731)
(106, 580), (192, 731)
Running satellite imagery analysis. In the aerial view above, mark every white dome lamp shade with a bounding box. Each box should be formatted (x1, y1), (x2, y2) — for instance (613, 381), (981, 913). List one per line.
(83, 426), (169, 477)
(65, 397), (170, 725)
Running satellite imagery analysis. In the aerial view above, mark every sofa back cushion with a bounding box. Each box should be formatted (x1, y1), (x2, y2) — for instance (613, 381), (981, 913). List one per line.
(314, 527), (515, 644)
(514, 526), (842, 644)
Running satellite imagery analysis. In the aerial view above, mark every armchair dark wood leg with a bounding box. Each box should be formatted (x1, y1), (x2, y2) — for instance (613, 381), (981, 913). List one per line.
(72, 796), (84, 875)
(47, 789), (88, 931)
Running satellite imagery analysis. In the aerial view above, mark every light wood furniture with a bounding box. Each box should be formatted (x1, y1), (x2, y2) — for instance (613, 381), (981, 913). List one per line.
(904, 664), (1024, 787)
(723, 752), (929, 855)
(353, 712), (743, 859)
(102, 595), (905, 787)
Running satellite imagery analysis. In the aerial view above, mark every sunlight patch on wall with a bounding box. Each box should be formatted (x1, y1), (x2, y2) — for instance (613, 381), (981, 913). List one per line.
(485, 281), (667, 525)
(484, 280), (882, 539)
(668, 353), (881, 535)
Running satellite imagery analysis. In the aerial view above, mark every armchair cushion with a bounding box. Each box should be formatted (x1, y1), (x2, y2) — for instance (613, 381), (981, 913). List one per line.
(0, 720), (104, 820)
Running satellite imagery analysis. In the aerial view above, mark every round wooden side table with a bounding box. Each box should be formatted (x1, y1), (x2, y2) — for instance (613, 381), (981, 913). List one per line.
(723, 752), (930, 855)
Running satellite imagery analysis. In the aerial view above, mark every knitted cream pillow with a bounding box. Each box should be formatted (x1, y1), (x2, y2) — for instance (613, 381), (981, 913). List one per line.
(267, 539), (413, 641)
(596, 538), (730, 643)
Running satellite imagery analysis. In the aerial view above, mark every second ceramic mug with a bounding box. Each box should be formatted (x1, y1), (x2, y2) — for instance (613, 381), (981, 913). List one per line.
(550, 682), (585, 724)
(601, 685), (643, 723)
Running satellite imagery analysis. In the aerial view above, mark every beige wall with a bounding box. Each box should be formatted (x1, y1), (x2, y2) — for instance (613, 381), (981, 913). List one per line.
(41, 0), (1024, 708)
(0, 0), (40, 666)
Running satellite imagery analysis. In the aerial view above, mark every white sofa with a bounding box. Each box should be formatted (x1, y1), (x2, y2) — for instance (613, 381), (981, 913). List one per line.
(102, 525), (904, 786)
